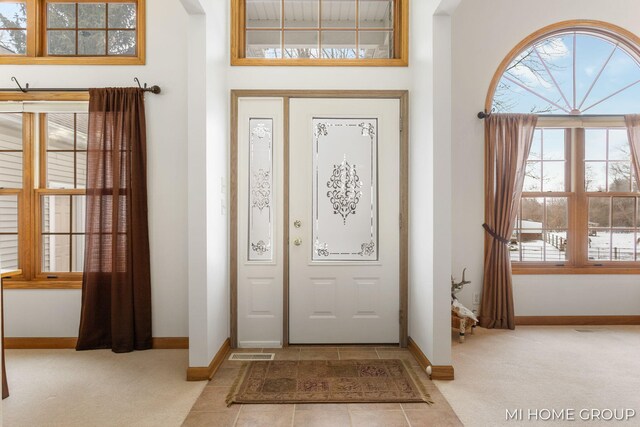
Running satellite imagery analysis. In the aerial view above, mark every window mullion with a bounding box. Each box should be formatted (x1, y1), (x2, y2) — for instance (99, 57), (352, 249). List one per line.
(574, 128), (588, 267)
(20, 113), (36, 280)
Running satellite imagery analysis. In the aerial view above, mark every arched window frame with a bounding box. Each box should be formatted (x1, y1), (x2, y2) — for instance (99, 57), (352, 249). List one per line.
(486, 20), (640, 274)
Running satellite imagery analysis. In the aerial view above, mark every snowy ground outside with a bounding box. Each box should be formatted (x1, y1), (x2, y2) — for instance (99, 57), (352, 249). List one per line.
(511, 231), (639, 262)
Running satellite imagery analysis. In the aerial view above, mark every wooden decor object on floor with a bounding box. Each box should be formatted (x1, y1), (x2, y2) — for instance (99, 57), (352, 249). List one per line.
(226, 359), (432, 406)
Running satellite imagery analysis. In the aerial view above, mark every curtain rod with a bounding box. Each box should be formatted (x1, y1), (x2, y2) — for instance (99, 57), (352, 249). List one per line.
(0, 77), (161, 95)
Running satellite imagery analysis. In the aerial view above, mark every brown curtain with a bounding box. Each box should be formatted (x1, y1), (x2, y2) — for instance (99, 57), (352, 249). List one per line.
(625, 115), (640, 190)
(479, 114), (537, 330)
(76, 88), (152, 353)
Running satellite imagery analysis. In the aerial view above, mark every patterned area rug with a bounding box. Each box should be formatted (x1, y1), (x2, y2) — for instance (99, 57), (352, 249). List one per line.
(226, 359), (432, 406)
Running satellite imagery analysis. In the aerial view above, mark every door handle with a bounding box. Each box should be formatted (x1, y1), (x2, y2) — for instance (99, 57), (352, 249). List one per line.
(293, 238), (302, 246)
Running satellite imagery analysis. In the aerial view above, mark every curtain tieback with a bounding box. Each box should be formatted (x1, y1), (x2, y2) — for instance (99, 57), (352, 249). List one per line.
(482, 223), (510, 245)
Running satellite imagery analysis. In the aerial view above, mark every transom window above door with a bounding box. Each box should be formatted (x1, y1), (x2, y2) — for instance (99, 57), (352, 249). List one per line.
(231, 0), (408, 66)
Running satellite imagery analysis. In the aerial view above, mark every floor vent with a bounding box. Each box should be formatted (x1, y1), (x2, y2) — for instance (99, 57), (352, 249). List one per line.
(228, 353), (275, 361)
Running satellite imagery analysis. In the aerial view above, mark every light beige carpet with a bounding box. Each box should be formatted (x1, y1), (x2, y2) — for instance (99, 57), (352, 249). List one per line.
(3, 349), (205, 427)
(435, 326), (640, 427)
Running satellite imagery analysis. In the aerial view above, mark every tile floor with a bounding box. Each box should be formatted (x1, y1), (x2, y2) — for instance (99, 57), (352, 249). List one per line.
(182, 346), (462, 427)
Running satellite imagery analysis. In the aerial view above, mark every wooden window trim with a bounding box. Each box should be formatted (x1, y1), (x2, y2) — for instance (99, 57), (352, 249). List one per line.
(0, 0), (145, 65)
(1, 92), (87, 290)
(231, 0), (408, 66)
(511, 125), (640, 275)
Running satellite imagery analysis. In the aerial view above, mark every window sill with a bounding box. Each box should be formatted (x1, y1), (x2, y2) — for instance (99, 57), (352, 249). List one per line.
(512, 265), (640, 275)
(231, 57), (409, 67)
(0, 56), (145, 66)
(2, 280), (82, 290)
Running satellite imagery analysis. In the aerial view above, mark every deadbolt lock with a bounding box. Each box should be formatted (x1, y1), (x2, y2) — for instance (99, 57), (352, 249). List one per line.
(294, 220), (302, 228)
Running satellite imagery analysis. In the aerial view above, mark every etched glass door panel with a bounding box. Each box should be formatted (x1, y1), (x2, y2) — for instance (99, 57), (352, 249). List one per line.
(248, 118), (274, 261)
(312, 118), (378, 261)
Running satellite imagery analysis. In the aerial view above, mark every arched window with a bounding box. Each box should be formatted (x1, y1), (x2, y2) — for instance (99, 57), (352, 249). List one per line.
(487, 21), (640, 273)
(489, 22), (640, 115)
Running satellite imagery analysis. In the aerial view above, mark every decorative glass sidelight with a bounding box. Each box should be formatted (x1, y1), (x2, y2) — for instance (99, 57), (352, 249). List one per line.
(312, 118), (378, 261)
(248, 119), (274, 261)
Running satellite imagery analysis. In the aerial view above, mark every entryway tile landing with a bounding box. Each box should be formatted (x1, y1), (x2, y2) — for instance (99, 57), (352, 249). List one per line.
(182, 346), (462, 427)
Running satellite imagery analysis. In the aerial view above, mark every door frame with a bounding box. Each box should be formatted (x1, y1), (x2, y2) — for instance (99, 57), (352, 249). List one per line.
(230, 90), (409, 348)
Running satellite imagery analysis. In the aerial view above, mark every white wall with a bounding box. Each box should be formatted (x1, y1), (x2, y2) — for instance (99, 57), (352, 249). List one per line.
(3, 0), (191, 338)
(451, 0), (640, 317)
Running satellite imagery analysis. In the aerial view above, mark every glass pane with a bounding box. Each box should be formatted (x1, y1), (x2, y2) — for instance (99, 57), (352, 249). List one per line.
(321, 31), (356, 58)
(248, 119), (273, 262)
(0, 30), (27, 54)
(72, 195), (86, 233)
(47, 3), (75, 28)
(246, 30), (281, 58)
(42, 195), (71, 233)
(108, 3), (136, 29)
(542, 161), (565, 192)
(77, 114), (88, 149)
(48, 30), (76, 55)
(76, 151), (87, 188)
(284, 31), (319, 58)
(520, 232), (544, 262)
(542, 129), (565, 160)
(523, 162), (541, 192)
(47, 152), (75, 189)
(546, 198), (567, 229)
(589, 197), (610, 228)
(358, 31), (392, 59)
(585, 129), (607, 160)
(0, 234), (18, 270)
(47, 113), (75, 150)
(544, 232), (567, 261)
(612, 197), (635, 228)
(585, 161), (606, 192)
(322, 0), (355, 28)
(529, 130), (542, 160)
(284, 0), (318, 28)
(246, 0), (281, 28)
(0, 113), (22, 150)
(608, 161), (631, 192)
(609, 129), (630, 161)
(611, 230), (635, 261)
(493, 33), (640, 115)
(0, 152), (23, 188)
(521, 198), (543, 225)
(588, 229), (610, 261)
(108, 30), (136, 55)
(72, 234), (84, 272)
(359, 0), (393, 29)
(312, 118), (378, 261)
(79, 30), (106, 55)
(0, 195), (18, 233)
(0, 3), (26, 28)
(78, 3), (105, 28)
(42, 234), (71, 272)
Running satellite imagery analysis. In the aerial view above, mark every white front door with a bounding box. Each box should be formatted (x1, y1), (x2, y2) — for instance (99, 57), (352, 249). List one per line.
(288, 98), (400, 344)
